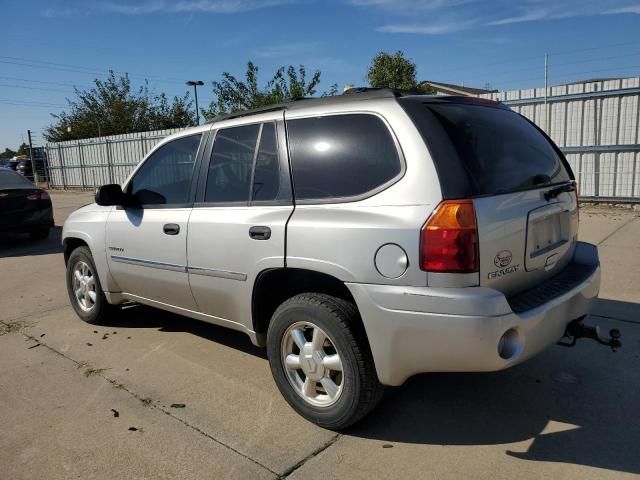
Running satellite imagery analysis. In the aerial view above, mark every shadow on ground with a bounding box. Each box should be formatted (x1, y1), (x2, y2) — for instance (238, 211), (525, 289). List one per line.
(347, 301), (639, 474)
(76, 295), (640, 475)
(98, 303), (267, 359)
(0, 226), (63, 258)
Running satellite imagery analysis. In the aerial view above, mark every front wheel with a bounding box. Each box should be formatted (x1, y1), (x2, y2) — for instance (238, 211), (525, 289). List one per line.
(267, 293), (384, 430)
(66, 246), (115, 324)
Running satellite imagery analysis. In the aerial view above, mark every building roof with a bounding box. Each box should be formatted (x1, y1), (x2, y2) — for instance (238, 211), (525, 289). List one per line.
(419, 80), (498, 96)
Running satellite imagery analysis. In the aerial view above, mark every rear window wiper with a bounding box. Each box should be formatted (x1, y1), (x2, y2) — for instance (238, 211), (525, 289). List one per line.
(544, 182), (575, 201)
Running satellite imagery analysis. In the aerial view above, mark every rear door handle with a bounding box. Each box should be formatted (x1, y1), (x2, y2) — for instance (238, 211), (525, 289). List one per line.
(163, 223), (180, 235)
(249, 226), (271, 240)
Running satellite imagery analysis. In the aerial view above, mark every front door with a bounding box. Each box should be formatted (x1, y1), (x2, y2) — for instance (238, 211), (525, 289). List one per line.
(187, 119), (293, 327)
(106, 133), (204, 310)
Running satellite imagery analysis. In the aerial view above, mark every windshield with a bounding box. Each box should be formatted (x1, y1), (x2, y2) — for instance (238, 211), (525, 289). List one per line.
(400, 99), (572, 197)
(0, 169), (34, 188)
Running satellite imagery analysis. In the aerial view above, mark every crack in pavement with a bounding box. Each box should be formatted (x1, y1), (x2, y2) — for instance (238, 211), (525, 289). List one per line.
(279, 434), (340, 478)
(0, 303), (71, 324)
(597, 215), (639, 246)
(0, 319), (284, 479)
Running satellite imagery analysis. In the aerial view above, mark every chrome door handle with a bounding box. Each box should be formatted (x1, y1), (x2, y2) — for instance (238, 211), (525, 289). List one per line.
(163, 223), (180, 235)
(249, 226), (271, 240)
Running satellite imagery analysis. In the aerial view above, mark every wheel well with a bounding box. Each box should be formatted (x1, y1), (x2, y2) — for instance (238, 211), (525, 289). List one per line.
(252, 268), (358, 336)
(63, 237), (88, 265)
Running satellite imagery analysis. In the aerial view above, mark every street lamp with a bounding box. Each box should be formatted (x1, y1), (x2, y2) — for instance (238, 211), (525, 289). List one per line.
(186, 80), (204, 125)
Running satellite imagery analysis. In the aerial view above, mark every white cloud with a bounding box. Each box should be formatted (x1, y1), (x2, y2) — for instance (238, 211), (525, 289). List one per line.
(378, 20), (476, 34)
(353, 0), (640, 34)
(605, 5), (640, 14)
(41, 7), (80, 17)
(99, 0), (293, 15)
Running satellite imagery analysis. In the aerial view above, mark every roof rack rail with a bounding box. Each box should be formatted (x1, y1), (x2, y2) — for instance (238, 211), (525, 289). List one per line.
(205, 104), (287, 124)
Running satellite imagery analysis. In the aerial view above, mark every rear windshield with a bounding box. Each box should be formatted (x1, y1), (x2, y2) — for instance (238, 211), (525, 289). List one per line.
(400, 100), (572, 197)
(0, 169), (34, 188)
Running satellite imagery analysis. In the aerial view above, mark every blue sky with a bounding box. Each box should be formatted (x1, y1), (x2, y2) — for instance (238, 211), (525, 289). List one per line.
(1, 0), (639, 149)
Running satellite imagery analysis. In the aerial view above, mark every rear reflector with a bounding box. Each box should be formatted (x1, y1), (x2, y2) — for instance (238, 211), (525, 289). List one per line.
(420, 200), (479, 273)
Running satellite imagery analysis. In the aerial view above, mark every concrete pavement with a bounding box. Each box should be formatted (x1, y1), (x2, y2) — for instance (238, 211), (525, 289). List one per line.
(1, 192), (638, 479)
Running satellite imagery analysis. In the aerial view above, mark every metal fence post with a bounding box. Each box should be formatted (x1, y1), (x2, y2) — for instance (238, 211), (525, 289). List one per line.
(139, 133), (146, 161)
(58, 144), (67, 189)
(105, 139), (114, 184)
(593, 84), (600, 197)
(44, 145), (53, 189)
(78, 140), (87, 189)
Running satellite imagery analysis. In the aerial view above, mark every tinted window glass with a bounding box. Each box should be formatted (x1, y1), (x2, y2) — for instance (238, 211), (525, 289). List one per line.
(128, 134), (201, 205)
(252, 123), (280, 201)
(407, 102), (570, 196)
(0, 169), (34, 188)
(205, 124), (260, 203)
(287, 114), (401, 200)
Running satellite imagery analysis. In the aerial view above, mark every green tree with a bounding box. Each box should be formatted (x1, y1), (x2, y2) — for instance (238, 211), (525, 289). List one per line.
(1, 147), (17, 159)
(16, 143), (29, 156)
(44, 71), (196, 142)
(367, 51), (418, 90)
(203, 62), (337, 118)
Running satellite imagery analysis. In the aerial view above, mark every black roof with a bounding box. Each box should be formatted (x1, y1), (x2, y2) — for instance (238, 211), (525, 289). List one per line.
(206, 88), (507, 124)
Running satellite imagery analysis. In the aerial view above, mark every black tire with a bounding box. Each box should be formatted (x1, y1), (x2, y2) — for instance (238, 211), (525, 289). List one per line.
(267, 293), (384, 430)
(66, 246), (115, 324)
(29, 227), (49, 240)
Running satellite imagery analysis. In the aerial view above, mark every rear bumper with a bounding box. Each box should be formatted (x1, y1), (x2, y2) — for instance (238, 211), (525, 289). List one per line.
(347, 241), (600, 386)
(0, 207), (54, 233)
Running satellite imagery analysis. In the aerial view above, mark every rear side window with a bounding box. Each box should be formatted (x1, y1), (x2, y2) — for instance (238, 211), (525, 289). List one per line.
(252, 123), (280, 201)
(400, 100), (571, 197)
(205, 124), (260, 203)
(287, 114), (402, 201)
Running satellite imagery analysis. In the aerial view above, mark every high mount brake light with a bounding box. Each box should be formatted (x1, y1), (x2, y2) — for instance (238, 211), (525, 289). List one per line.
(420, 200), (479, 273)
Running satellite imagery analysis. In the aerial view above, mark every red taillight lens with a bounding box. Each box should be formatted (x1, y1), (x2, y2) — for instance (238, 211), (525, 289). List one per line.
(26, 191), (49, 201)
(420, 200), (479, 273)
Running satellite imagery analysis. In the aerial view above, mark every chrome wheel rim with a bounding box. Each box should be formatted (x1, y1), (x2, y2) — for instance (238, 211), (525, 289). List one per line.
(72, 260), (97, 312)
(281, 321), (344, 407)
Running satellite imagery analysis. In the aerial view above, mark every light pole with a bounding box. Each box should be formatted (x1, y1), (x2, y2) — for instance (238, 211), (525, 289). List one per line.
(186, 80), (204, 125)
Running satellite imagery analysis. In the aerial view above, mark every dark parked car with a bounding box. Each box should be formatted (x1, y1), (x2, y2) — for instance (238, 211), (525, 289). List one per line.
(5, 159), (19, 171)
(16, 159), (33, 180)
(0, 169), (53, 240)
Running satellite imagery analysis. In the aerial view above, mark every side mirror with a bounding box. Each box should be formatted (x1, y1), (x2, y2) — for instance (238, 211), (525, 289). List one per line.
(95, 184), (126, 206)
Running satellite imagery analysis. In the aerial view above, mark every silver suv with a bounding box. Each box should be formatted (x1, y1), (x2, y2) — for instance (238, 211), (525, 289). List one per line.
(63, 89), (601, 429)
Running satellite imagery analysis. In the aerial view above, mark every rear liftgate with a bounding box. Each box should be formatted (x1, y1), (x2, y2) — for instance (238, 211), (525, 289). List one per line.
(558, 316), (622, 352)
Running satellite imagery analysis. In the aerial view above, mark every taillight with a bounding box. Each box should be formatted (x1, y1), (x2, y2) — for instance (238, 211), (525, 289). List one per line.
(420, 200), (479, 273)
(27, 191), (49, 201)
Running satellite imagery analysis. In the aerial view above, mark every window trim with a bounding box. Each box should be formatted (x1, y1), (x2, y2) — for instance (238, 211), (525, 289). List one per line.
(194, 120), (292, 208)
(120, 132), (206, 210)
(284, 110), (406, 205)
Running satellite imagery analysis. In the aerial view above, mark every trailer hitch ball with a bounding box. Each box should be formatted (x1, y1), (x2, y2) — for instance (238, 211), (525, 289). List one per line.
(558, 319), (622, 351)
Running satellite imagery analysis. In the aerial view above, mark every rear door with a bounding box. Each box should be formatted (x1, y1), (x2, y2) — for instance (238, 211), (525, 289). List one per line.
(401, 99), (577, 296)
(187, 117), (293, 326)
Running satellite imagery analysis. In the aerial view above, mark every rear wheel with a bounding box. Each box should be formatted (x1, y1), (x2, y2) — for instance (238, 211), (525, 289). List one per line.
(66, 246), (115, 324)
(28, 227), (49, 240)
(267, 293), (384, 430)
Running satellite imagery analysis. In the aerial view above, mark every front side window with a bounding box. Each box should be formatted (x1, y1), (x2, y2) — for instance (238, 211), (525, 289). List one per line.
(127, 134), (201, 205)
(205, 124), (260, 203)
(287, 114), (402, 201)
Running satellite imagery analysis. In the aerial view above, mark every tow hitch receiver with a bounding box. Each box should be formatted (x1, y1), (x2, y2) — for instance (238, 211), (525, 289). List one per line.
(558, 317), (622, 351)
